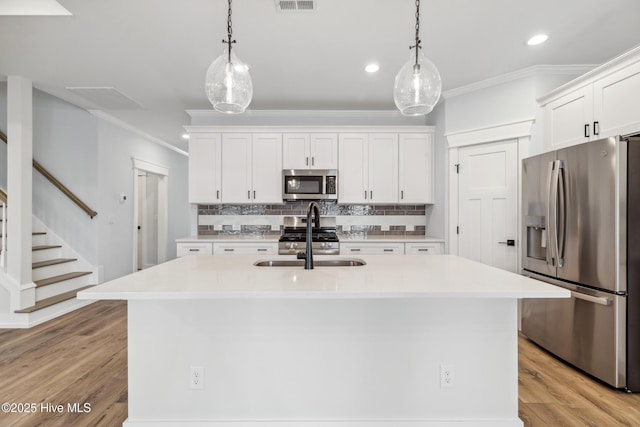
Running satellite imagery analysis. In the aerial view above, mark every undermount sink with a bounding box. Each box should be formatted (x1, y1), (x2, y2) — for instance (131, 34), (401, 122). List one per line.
(254, 258), (366, 267)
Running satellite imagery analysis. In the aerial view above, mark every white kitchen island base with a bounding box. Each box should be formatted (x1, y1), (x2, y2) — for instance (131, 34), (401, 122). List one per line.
(79, 255), (568, 426)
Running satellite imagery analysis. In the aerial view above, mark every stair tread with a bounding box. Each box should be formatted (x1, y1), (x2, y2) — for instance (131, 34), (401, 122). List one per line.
(0, 231), (46, 237)
(32, 245), (62, 251)
(34, 271), (92, 288)
(15, 285), (95, 314)
(32, 258), (77, 269)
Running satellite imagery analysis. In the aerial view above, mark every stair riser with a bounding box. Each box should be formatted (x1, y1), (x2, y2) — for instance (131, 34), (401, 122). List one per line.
(31, 248), (62, 263)
(36, 276), (93, 300)
(22, 299), (95, 328)
(31, 234), (47, 247)
(32, 261), (79, 281)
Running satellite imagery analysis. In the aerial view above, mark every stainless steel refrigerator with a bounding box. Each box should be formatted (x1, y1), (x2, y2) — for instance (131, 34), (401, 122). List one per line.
(521, 135), (640, 391)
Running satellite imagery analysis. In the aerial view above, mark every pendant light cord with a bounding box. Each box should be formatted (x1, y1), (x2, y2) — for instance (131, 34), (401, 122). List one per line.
(222, 0), (236, 62)
(412, 0), (422, 67)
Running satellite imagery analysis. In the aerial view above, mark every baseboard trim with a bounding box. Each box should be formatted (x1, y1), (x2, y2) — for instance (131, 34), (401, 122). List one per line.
(123, 418), (523, 427)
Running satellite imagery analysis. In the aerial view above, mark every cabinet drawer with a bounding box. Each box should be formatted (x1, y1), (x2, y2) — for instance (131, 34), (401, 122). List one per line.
(213, 243), (278, 255)
(340, 242), (404, 255)
(405, 243), (443, 255)
(176, 243), (213, 257)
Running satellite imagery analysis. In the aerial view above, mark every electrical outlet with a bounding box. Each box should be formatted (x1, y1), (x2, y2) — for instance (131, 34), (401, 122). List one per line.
(440, 364), (454, 388)
(190, 366), (204, 389)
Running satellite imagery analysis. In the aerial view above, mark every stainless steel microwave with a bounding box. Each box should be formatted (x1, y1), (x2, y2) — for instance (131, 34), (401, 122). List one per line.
(282, 169), (338, 200)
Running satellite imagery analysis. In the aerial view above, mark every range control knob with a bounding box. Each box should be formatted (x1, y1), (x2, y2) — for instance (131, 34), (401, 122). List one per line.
(321, 242), (326, 248)
(327, 242), (333, 248)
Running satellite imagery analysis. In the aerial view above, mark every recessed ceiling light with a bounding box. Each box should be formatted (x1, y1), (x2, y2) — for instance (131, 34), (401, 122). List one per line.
(527, 34), (549, 46)
(181, 133), (190, 140)
(365, 63), (380, 73)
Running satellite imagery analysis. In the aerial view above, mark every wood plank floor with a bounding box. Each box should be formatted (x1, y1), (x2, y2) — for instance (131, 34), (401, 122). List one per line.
(0, 300), (128, 427)
(2, 300), (640, 426)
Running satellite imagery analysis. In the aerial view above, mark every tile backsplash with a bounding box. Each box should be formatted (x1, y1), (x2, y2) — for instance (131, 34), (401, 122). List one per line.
(198, 200), (431, 238)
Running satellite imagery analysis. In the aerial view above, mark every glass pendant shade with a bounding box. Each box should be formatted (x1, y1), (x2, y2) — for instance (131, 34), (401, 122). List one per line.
(205, 48), (253, 114)
(393, 49), (441, 116)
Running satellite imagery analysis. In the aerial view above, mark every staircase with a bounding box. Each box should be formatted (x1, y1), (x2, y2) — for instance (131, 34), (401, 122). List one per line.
(5, 218), (98, 326)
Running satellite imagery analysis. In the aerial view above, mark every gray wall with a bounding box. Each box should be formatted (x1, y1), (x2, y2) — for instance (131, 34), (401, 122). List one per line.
(0, 82), (190, 283)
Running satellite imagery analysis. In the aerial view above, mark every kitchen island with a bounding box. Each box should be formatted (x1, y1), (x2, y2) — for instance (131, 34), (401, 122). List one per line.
(79, 254), (567, 427)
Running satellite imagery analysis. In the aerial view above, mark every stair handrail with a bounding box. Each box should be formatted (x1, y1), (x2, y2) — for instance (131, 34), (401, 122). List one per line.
(0, 130), (97, 218)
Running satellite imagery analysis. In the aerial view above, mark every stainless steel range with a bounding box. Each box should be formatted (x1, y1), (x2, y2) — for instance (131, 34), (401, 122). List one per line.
(278, 216), (339, 255)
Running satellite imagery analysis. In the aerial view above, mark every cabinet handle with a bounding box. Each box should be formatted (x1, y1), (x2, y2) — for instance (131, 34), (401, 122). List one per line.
(247, 190), (251, 199)
(364, 191), (367, 199)
(216, 190), (220, 200)
(370, 190), (373, 199)
(312, 157), (315, 166)
(401, 190), (404, 200)
(189, 249), (199, 252)
(418, 248), (429, 252)
(584, 123), (590, 138)
(224, 248), (235, 252)
(257, 248), (267, 252)
(306, 157), (309, 166)
(594, 121), (599, 136)
(253, 190), (256, 199)
(350, 248), (361, 252)
(383, 248), (394, 252)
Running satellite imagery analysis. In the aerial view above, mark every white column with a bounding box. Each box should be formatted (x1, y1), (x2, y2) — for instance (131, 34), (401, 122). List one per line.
(7, 76), (33, 287)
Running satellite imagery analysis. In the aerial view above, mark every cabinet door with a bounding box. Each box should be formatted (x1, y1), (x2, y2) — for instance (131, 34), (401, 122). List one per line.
(368, 134), (398, 204)
(341, 242), (404, 255)
(177, 242), (213, 257)
(252, 133), (283, 203)
(221, 134), (252, 203)
(399, 133), (433, 203)
(543, 86), (593, 151)
(405, 243), (443, 255)
(593, 61), (640, 138)
(309, 133), (338, 169)
(213, 243), (278, 255)
(282, 133), (309, 169)
(188, 134), (221, 204)
(338, 134), (368, 204)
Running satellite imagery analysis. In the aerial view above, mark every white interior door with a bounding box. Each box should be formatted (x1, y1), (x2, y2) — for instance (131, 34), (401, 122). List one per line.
(458, 140), (518, 272)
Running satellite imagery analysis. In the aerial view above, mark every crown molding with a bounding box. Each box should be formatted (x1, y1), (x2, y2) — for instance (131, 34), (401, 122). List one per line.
(89, 110), (188, 156)
(443, 65), (596, 100)
(538, 43), (640, 105)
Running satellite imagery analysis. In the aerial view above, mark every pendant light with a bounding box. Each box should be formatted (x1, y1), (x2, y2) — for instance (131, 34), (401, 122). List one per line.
(393, 0), (441, 116)
(205, 0), (253, 114)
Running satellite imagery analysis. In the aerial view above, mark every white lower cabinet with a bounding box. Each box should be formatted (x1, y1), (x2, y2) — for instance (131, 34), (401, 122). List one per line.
(405, 242), (444, 255)
(213, 243), (278, 255)
(340, 242), (404, 255)
(176, 242), (213, 257)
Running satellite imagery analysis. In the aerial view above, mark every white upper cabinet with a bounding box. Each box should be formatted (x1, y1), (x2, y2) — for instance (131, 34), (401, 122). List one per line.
(543, 86), (594, 150)
(338, 133), (398, 204)
(338, 133), (368, 203)
(252, 134), (283, 203)
(221, 133), (283, 204)
(540, 47), (640, 151)
(283, 133), (338, 169)
(592, 61), (640, 138)
(188, 134), (222, 204)
(399, 133), (434, 204)
(368, 134), (398, 203)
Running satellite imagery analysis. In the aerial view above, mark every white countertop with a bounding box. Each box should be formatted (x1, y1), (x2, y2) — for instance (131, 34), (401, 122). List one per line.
(79, 254), (568, 301)
(176, 235), (445, 243)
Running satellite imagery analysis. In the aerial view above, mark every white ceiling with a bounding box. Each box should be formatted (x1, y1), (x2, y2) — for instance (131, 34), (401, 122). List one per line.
(1, 0), (640, 151)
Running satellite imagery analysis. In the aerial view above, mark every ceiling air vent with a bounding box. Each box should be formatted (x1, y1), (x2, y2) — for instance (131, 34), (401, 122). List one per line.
(276, 0), (316, 12)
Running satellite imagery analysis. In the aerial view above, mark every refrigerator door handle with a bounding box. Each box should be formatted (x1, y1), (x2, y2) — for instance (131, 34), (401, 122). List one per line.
(571, 291), (611, 306)
(547, 161), (559, 266)
(556, 160), (566, 268)
(546, 161), (556, 266)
